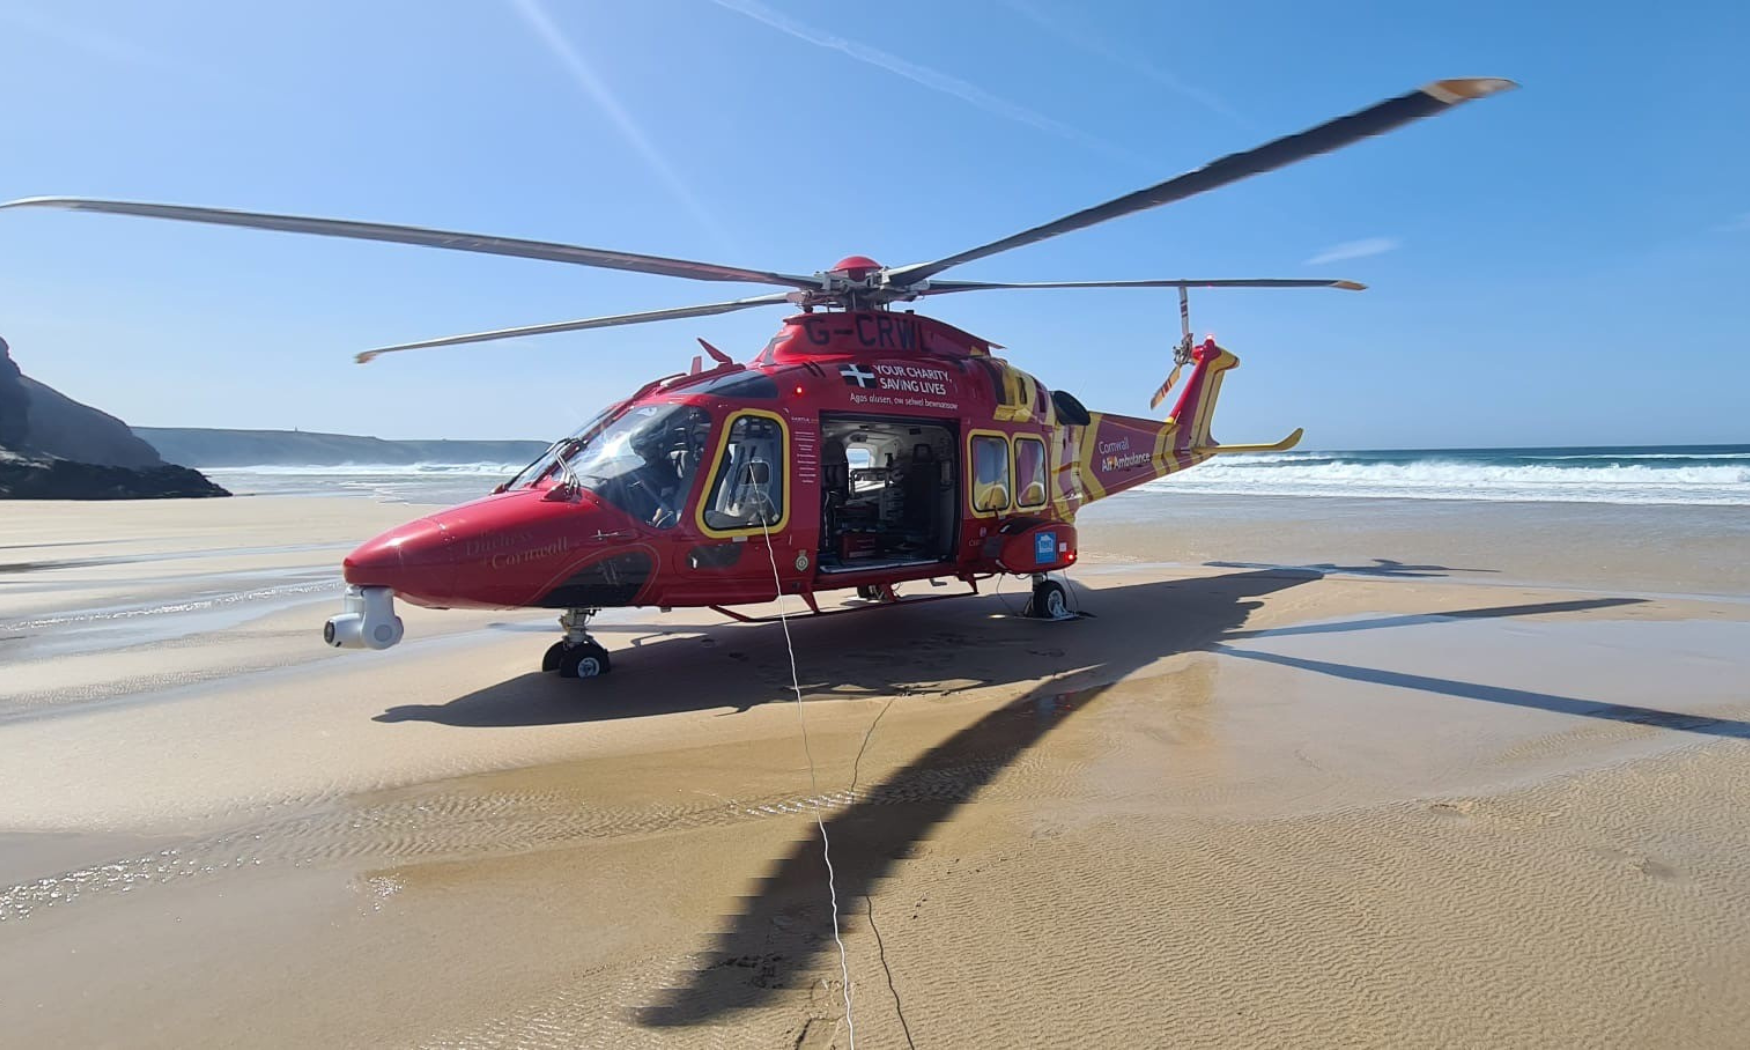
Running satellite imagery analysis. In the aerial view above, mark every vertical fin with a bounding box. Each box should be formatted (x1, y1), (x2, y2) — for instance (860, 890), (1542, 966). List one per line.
(1164, 338), (1241, 452)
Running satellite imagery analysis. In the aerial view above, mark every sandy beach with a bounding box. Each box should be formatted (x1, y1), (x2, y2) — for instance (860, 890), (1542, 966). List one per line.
(3, 493), (1749, 1048)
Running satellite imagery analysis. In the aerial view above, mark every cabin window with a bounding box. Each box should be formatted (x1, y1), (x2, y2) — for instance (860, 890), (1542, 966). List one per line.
(703, 411), (788, 532)
(1014, 436), (1048, 509)
(971, 434), (1010, 513)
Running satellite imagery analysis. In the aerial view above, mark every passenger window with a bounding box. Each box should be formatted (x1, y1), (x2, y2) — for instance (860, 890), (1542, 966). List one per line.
(704, 413), (786, 531)
(971, 434), (1010, 513)
(1015, 437), (1047, 509)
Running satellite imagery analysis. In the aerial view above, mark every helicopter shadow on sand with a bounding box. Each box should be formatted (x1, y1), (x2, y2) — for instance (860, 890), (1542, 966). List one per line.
(376, 561), (1495, 729)
(1204, 557), (1500, 578)
(636, 578), (1750, 1029)
(374, 562), (1732, 1031)
(377, 587), (1099, 727)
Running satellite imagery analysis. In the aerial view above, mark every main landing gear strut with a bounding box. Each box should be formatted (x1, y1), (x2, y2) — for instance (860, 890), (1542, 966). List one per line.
(1023, 574), (1073, 620)
(543, 607), (612, 678)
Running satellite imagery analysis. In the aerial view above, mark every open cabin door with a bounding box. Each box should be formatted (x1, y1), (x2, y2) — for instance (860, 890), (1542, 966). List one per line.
(817, 414), (958, 574)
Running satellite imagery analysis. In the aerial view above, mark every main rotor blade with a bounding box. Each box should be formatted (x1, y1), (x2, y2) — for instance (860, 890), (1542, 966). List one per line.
(886, 78), (1515, 286)
(918, 278), (1366, 294)
(0, 197), (821, 290)
(355, 293), (793, 364)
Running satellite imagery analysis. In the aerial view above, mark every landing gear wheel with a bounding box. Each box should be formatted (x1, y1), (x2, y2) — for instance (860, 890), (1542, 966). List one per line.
(557, 641), (612, 679)
(1025, 579), (1071, 620)
(541, 641), (567, 673)
(856, 584), (883, 601)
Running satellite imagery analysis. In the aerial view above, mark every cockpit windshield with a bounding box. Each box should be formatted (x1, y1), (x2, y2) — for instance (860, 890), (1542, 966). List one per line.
(522, 403), (712, 528)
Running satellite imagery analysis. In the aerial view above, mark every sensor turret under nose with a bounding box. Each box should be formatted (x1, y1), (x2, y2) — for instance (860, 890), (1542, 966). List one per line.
(324, 585), (404, 650)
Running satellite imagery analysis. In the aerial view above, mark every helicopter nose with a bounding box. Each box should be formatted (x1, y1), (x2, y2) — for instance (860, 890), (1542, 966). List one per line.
(342, 516), (457, 603)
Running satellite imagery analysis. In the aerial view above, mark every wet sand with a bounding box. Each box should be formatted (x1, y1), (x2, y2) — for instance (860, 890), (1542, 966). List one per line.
(3, 495), (1749, 1047)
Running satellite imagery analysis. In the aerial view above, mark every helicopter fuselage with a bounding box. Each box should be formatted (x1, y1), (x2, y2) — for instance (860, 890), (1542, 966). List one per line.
(339, 310), (1254, 616)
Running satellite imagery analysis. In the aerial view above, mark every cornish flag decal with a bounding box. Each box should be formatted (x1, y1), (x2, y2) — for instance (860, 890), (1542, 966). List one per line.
(839, 364), (877, 388)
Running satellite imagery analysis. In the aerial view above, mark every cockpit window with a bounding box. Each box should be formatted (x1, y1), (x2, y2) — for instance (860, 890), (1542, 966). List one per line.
(556, 403), (712, 528)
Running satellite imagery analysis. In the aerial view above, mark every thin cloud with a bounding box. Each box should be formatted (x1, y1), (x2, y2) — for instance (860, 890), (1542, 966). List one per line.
(709, 0), (1128, 159)
(1001, 0), (1250, 128)
(1306, 237), (1400, 265)
(0, 8), (169, 72)
(508, 0), (734, 252)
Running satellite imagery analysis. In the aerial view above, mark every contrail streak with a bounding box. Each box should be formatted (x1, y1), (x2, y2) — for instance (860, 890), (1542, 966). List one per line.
(1003, 0), (1251, 128)
(0, 8), (174, 74)
(1306, 237), (1400, 265)
(709, 0), (1130, 160)
(509, 0), (735, 251)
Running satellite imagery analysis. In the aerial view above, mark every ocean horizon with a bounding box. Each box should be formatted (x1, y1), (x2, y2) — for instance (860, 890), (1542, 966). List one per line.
(199, 442), (1750, 508)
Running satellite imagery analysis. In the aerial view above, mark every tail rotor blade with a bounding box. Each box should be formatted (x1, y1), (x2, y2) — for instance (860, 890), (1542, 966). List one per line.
(1149, 363), (1185, 411)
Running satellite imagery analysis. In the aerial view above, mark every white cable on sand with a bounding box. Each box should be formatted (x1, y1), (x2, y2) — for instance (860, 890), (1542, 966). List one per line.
(758, 516), (856, 1048)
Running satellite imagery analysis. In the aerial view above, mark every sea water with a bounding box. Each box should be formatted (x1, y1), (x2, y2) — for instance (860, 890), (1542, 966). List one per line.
(204, 444), (1750, 508)
(200, 461), (532, 505)
(1139, 445), (1750, 506)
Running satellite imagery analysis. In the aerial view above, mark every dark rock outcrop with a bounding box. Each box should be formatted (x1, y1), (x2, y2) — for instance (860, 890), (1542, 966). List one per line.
(0, 449), (230, 500)
(0, 336), (229, 500)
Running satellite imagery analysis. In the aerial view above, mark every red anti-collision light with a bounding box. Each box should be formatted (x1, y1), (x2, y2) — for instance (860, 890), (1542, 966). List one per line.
(830, 255), (882, 281)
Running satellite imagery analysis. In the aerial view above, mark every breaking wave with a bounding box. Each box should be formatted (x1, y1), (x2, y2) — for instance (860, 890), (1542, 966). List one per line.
(1143, 446), (1750, 505)
(203, 462), (526, 477)
(202, 447), (1750, 507)
(202, 462), (526, 503)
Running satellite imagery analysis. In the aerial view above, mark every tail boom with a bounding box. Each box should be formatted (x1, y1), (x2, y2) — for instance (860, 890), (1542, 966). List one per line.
(1053, 339), (1300, 511)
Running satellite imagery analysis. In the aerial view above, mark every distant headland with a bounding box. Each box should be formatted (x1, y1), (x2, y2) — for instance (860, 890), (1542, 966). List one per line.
(133, 429), (550, 468)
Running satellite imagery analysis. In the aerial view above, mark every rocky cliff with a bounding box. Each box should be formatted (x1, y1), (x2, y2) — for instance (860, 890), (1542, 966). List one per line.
(0, 340), (29, 449)
(0, 336), (229, 500)
(20, 375), (168, 468)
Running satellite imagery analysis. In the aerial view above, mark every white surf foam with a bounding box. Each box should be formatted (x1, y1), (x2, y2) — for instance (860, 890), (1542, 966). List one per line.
(1143, 452), (1750, 505)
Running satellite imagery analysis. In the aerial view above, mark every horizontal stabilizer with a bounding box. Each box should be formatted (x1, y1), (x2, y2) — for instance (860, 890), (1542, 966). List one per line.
(1196, 428), (1304, 455)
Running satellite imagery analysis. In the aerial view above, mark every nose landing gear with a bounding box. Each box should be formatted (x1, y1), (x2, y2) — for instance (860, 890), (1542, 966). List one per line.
(543, 607), (613, 678)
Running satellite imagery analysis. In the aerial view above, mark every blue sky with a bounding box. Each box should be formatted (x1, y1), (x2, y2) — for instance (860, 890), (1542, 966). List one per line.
(2, 0), (1746, 446)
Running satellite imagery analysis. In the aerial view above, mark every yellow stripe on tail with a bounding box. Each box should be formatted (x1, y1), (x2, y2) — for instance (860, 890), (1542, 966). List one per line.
(1196, 427), (1304, 455)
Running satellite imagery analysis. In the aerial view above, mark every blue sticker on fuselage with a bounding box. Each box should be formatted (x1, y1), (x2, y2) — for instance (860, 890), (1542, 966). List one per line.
(1035, 531), (1056, 565)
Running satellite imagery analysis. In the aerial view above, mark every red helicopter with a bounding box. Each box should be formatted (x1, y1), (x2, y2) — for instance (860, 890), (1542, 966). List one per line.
(4, 78), (1513, 678)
